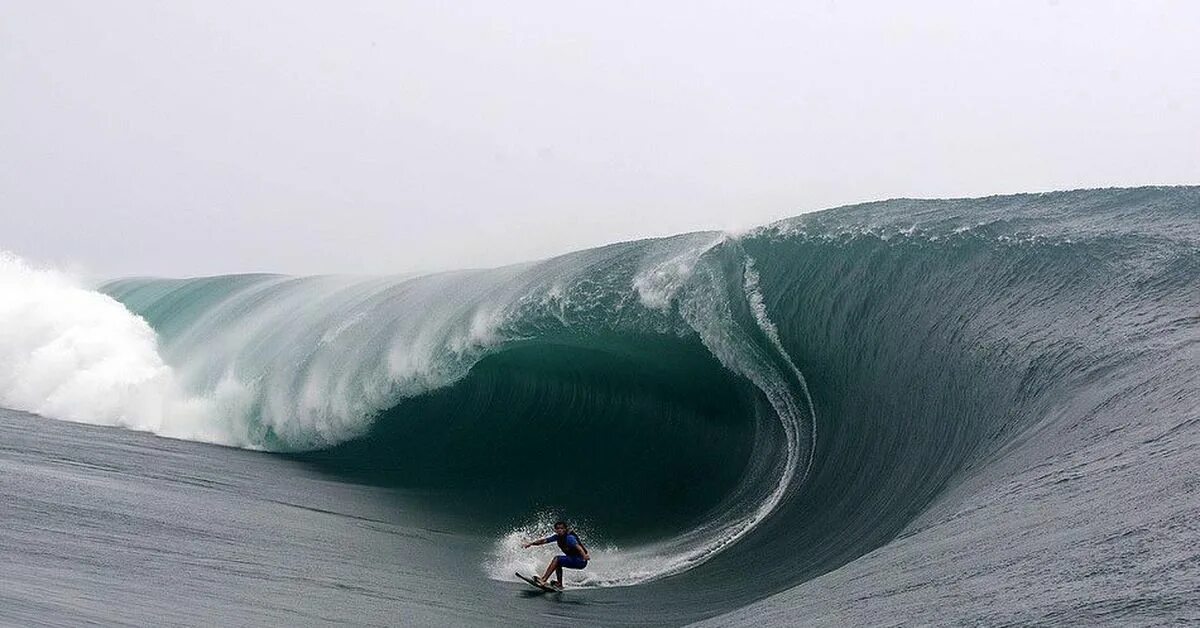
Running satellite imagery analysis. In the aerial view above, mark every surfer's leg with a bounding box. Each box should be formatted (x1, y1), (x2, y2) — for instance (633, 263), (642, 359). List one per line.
(555, 562), (563, 586)
(540, 557), (559, 583)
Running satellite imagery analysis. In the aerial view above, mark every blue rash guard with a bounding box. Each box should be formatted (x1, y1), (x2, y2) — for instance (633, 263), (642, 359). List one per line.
(545, 533), (588, 570)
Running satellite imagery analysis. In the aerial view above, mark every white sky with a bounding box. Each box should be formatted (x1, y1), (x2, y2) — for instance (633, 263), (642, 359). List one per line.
(2, 1), (1198, 277)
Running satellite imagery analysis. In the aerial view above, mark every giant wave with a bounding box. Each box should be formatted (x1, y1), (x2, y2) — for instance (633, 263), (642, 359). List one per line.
(3, 186), (1197, 618)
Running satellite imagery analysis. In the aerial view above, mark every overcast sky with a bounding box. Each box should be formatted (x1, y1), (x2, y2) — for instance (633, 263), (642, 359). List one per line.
(2, 1), (1198, 278)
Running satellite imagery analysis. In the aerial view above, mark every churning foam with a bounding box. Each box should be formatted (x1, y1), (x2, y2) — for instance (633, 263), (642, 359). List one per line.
(0, 253), (244, 445)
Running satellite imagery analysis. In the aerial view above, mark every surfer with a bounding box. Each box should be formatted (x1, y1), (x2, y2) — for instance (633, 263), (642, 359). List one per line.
(522, 521), (590, 589)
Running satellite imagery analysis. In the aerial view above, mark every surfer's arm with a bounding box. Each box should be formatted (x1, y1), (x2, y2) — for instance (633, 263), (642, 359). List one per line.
(569, 536), (589, 559)
(522, 537), (551, 548)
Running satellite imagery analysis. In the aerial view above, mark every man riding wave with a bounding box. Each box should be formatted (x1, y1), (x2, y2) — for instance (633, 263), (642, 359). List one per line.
(522, 520), (590, 589)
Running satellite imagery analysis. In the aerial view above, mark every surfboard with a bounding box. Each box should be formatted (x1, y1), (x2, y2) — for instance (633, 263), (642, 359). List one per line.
(516, 572), (560, 592)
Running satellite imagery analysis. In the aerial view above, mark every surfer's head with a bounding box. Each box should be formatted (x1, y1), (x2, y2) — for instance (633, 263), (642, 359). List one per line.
(554, 521), (568, 535)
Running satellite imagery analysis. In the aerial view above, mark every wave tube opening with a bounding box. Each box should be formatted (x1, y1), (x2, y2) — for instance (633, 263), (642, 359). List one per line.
(291, 334), (777, 544)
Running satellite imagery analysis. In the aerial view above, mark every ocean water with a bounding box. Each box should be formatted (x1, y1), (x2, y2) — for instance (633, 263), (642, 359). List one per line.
(1, 187), (1198, 626)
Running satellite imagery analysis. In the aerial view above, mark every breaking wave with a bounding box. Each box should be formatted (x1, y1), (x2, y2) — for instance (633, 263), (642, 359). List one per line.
(4, 186), (1197, 603)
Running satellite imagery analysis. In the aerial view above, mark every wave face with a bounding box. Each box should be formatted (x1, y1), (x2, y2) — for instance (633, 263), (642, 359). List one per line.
(5, 186), (1198, 607)
(97, 231), (816, 586)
